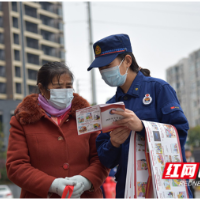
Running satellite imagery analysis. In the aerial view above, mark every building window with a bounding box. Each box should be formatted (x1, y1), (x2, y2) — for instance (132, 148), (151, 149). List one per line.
(41, 30), (57, 42)
(12, 17), (18, 28)
(0, 50), (5, 61)
(58, 22), (63, 31)
(59, 36), (64, 45)
(27, 53), (39, 65)
(0, 66), (5, 77)
(60, 51), (65, 59)
(28, 69), (37, 80)
(42, 45), (57, 57)
(13, 33), (19, 44)
(12, 2), (18, 12)
(0, 2), (2, 11)
(15, 83), (22, 94)
(24, 5), (37, 18)
(39, 2), (55, 13)
(28, 85), (37, 94)
(0, 112), (2, 133)
(0, 82), (6, 94)
(42, 60), (49, 65)
(58, 7), (63, 17)
(26, 37), (38, 49)
(0, 17), (3, 28)
(25, 21), (38, 34)
(14, 50), (20, 61)
(15, 66), (21, 77)
(40, 14), (55, 28)
(0, 33), (3, 44)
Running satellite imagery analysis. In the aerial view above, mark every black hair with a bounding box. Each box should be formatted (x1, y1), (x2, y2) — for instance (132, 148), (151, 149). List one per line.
(117, 52), (151, 77)
(37, 62), (74, 92)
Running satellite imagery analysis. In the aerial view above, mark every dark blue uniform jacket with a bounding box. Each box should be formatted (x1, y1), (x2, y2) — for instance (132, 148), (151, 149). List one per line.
(96, 71), (192, 198)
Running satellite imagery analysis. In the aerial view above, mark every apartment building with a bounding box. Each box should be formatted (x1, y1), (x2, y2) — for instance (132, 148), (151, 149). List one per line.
(166, 49), (200, 128)
(0, 2), (65, 149)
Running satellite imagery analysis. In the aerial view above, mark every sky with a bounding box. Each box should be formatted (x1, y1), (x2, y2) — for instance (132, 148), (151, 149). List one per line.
(63, 1), (200, 105)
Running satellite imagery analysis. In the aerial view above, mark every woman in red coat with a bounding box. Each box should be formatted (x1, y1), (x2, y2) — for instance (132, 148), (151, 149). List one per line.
(6, 62), (109, 198)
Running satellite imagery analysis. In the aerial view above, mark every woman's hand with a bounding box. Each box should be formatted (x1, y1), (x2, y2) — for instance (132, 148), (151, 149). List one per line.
(66, 175), (92, 198)
(112, 109), (143, 132)
(110, 127), (131, 148)
(49, 178), (77, 197)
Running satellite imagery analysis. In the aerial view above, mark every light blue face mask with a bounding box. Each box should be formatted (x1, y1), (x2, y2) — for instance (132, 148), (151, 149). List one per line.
(100, 59), (128, 87)
(47, 88), (74, 110)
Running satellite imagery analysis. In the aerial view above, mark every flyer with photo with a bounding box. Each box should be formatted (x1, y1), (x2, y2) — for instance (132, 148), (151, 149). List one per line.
(76, 102), (125, 135)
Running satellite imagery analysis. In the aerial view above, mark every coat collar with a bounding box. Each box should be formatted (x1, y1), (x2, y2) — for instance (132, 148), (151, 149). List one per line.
(15, 93), (90, 125)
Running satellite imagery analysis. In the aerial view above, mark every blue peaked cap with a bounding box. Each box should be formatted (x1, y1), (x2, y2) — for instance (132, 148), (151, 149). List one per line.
(87, 34), (132, 71)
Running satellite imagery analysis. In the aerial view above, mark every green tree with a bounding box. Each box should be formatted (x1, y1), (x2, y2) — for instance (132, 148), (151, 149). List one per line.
(187, 125), (200, 148)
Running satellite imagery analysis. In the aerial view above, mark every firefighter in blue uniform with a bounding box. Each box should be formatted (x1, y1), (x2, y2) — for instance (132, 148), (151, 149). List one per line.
(87, 34), (193, 198)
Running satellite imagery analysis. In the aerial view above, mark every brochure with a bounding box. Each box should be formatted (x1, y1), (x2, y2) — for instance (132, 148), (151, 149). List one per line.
(76, 102), (125, 135)
(125, 121), (189, 198)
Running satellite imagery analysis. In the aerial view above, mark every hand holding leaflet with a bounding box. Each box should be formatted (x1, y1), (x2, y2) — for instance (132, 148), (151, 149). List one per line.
(76, 102), (125, 135)
(112, 108), (144, 132)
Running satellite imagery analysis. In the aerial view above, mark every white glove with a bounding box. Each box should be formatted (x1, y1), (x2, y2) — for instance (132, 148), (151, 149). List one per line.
(49, 178), (78, 197)
(67, 175), (92, 192)
(70, 182), (84, 198)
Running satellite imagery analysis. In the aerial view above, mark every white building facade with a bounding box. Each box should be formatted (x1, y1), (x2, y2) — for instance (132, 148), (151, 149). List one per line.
(166, 49), (200, 128)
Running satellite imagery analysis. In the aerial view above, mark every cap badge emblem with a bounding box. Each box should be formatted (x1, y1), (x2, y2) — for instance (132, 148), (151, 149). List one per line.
(143, 94), (152, 105)
(95, 45), (101, 55)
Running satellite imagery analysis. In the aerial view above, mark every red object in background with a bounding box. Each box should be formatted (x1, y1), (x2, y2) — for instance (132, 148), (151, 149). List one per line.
(103, 177), (116, 198)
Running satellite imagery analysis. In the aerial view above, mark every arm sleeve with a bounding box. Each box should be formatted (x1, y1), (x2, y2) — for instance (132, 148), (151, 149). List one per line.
(95, 132), (122, 169)
(156, 84), (189, 162)
(6, 116), (55, 198)
(79, 132), (110, 191)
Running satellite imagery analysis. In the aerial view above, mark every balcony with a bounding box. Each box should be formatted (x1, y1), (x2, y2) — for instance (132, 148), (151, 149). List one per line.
(60, 51), (65, 60)
(0, 66), (5, 77)
(0, 50), (5, 61)
(0, 82), (6, 94)
(25, 21), (38, 34)
(28, 85), (37, 94)
(41, 30), (58, 43)
(14, 50), (20, 61)
(39, 2), (57, 14)
(42, 60), (49, 65)
(15, 66), (21, 77)
(42, 45), (58, 58)
(40, 14), (58, 29)
(59, 36), (64, 45)
(0, 33), (3, 44)
(0, 17), (2, 28)
(26, 37), (39, 49)
(13, 33), (19, 45)
(12, 2), (18, 12)
(15, 83), (22, 94)
(28, 69), (38, 80)
(12, 17), (18, 28)
(27, 53), (39, 65)
(24, 5), (37, 18)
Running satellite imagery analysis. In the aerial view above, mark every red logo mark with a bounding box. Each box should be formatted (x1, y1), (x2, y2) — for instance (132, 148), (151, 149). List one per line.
(171, 106), (175, 109)
(162, 163), (199, 179)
